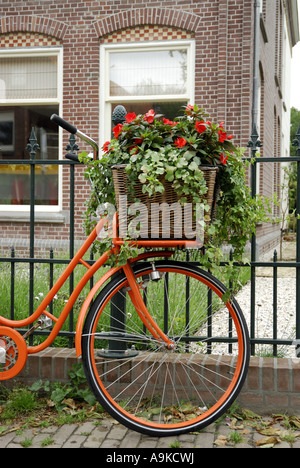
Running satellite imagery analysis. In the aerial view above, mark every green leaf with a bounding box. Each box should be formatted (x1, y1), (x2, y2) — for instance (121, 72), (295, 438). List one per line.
(138, 173), (147, 183)
(29, 380), (44, 392)
(50, 388), (69, 404)
(130, 154), (138, 162)
(188, 161), (198, 171)
(154, 184), (164, 193)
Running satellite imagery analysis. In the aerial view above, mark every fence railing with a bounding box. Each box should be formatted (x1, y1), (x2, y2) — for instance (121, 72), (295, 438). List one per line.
(1, 124), (300, 356)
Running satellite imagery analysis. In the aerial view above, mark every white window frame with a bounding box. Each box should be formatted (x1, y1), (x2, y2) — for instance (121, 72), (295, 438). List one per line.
(0, 47), (63, 214)
(99, 40), (195, 148)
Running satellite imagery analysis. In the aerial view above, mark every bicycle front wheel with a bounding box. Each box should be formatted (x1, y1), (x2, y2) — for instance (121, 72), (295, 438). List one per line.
(82, 260), (250, 437)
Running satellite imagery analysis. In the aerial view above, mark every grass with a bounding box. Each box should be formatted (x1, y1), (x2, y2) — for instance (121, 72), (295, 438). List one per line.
(41, 436), (54, 447)
(229, 431), (243, 445)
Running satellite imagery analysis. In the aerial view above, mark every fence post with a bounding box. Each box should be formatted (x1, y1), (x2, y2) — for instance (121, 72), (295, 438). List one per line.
(102, 105), (128, 358)
(247, 123), (262, 355)
(26, 129), (39, 333)
(273, 249), (277, 357)
(26, 128), (39, 259)
(65, 133), (80, 348)
(292, 124), (300, 343)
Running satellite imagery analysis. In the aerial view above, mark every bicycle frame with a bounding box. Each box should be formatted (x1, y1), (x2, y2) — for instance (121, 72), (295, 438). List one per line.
(0, 214), (193, 359)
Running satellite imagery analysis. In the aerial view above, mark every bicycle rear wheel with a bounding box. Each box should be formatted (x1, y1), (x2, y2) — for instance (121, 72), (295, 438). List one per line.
(82, 260), (250, 437)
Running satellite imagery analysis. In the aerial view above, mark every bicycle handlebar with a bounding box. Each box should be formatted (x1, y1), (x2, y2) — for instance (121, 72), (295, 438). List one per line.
(51, 114), (77, 134)
(64, 152), (81, 163)
(50, 114), (98, 160)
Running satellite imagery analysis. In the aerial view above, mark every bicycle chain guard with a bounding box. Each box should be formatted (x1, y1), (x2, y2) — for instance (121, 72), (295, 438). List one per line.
(0, 327), (28, 381)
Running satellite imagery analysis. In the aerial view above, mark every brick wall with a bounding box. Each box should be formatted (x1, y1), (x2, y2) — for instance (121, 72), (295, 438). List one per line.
(6, 348), (300, 416)
(0, 0), (284, 253)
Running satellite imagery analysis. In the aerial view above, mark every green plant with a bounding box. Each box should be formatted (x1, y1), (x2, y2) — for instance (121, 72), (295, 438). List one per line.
(29, 363), (97, 409)
(169, 439), (181, 448)
(41, 436), (54, 447)
(81, 105), (273, 288)
(2, 388), (39, 416)
(21, 437), (33, 448)
(229, 431), (243, 445)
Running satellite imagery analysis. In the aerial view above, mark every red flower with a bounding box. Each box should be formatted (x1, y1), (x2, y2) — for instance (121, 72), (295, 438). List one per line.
(113, 123), (123, 138)
(143, 109), (155, 123)
(218, 128), (228, 143)
(186, 104), (194, 114)
(195, 121), (206, 134)
(174, 137), (187, 148)
(125, 112), (136, 123)
(135, 137), (144, 145)
(102, 141), (111, 153)
(163, 118), (177, 126)
(220, 152), (228, 165)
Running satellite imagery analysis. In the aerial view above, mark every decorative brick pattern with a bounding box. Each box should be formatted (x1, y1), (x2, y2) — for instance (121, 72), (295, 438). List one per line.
(0, 32), (61, 47)
(101, 25), (194, 44)
(94, 8), (201, 37)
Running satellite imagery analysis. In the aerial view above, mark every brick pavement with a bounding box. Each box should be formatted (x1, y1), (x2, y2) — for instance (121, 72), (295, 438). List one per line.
(1, 415), (300, 449)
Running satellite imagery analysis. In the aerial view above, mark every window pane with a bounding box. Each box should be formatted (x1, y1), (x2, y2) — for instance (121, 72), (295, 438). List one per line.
(0, 105), (59, 205)
(0, 56), (57, 100)
(110, 49), (187, 97)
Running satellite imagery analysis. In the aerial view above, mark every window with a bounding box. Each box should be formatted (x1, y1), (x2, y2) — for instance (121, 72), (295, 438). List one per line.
(100, 40), (195, 146)
(0, 48), (62, 210)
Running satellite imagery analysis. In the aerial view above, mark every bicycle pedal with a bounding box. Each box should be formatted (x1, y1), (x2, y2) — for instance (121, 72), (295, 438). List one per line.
(38, 315), (53, 329)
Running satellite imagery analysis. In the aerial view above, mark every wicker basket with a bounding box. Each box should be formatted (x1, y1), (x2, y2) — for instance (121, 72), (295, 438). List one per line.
(111, 164), (220, 241)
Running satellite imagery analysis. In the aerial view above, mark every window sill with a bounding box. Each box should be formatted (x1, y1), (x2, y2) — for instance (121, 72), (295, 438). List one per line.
(0, 210), (67, 224)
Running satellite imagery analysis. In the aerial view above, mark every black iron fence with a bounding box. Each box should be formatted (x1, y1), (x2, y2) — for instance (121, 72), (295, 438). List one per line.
(0, 124), (300, 355)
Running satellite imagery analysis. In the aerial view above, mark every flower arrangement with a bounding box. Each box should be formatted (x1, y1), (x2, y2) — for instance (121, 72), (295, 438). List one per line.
(104, 105), (235, 203)
(81, 105), (272, 283)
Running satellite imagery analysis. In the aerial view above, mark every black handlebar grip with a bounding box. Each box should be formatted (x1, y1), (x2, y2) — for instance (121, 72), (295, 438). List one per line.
(65, 153), (82, 163)
(50, 114), (77, 135)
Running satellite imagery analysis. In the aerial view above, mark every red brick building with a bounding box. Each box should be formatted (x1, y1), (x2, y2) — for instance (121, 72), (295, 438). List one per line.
(0, 0), (299, 256)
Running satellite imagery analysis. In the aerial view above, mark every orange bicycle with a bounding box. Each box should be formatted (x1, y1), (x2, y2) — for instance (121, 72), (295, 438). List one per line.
(0, 115), (250, 437)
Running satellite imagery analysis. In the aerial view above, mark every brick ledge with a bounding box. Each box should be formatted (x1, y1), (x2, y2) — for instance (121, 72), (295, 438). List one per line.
(3, 349), (300, 415)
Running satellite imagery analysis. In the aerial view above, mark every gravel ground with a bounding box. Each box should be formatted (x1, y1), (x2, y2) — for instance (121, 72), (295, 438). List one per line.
(231, 241), (297, 358)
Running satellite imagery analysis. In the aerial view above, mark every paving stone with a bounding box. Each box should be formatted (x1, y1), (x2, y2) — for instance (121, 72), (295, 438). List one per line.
(100, 438), (121, 448)
(0, 432), (16, 448)
(52, 424), (77, 444)
(83, 426), (108, 448)
(3, 409), (300, 448)
(194, 432), (215, 448)
(120, 431), (142, 448)
(62, 435), (87, 448)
